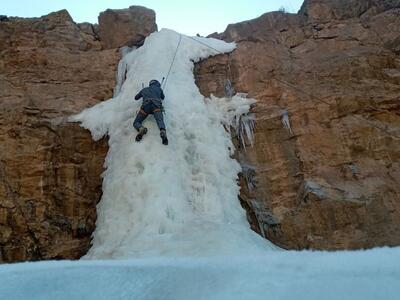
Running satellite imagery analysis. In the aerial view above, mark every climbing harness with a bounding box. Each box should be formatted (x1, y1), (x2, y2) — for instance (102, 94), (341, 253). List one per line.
(139, 108), (148, 116)
(136, 98), (164, 117)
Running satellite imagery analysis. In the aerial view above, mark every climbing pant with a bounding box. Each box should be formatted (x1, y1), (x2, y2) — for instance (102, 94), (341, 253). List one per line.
(133, 100), (165, 132)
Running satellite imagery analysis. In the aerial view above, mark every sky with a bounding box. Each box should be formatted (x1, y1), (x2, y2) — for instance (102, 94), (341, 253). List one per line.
(1, 0), (304, 36)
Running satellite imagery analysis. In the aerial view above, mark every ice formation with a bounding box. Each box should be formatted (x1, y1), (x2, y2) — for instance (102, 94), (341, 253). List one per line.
(114, 46), (134, 97)
(240, 161), (257, 191)
(207, 93), (257, 149)
(2, 248), (400, 300)
(281, 109), (293, 134)
(71, 29), (276, 258)
(237, 113), (257, 149)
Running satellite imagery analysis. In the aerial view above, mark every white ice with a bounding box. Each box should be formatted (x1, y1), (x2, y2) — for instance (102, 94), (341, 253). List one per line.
(70, 29), (276, 259)
(1, 248), (399, 300)
(114, 46), (136, 97)
(206, 94), (257, 149)
(281, 109), (293, 134)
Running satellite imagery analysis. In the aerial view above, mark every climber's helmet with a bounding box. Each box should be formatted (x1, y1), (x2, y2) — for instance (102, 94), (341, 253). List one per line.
(149, 79), (161, 87)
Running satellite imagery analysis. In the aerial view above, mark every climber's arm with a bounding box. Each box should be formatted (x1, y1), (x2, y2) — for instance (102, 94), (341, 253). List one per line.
(135, 90), (143, 100)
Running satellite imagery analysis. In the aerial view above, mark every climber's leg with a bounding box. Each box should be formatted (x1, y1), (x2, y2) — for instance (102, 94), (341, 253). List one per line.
(153, 109), (166, 131)
(133, 109), (148, 131)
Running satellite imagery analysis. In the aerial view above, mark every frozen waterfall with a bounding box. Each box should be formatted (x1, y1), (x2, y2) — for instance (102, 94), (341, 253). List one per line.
(71, 29), (277, 258)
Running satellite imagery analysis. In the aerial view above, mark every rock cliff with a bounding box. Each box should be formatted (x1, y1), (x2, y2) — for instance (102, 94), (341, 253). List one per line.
(0, 8), (156, 262)
(195, 0), (400, 249)
(98, 6), (157, 49)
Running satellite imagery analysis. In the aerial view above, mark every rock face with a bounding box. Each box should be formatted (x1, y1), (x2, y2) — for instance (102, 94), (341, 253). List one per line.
(299, 0), (400, 21)
(195, 0), (400, 249)
(98, 6), (157, 49)
(0, 10), (120, 262)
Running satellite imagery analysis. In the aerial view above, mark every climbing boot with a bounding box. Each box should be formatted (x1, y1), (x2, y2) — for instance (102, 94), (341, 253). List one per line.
(160, 129), (168, 145)
(135, 126), (147, 142)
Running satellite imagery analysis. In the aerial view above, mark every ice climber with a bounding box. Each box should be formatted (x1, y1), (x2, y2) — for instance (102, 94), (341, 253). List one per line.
(133, 79), (168, 145)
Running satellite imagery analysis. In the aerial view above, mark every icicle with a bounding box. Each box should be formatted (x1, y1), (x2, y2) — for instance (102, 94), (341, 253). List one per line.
(237, 113), (256, 150)
(281, 109), (293, 134)
(113, 46), (134, 97)
(206, 93), (256, 151)
(114, 59), (127, 97)
(224, 79), (234, 99)
(240, 162), (256, 191)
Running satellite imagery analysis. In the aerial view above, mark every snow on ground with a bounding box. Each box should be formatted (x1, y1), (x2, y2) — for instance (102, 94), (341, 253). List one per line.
(70, 29), (276, 258)
(1, 248), (399, 300)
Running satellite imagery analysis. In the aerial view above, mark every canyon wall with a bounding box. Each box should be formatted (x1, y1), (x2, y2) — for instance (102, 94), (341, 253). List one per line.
(0, 8), (156, 262)
(195, 0), (400, 249)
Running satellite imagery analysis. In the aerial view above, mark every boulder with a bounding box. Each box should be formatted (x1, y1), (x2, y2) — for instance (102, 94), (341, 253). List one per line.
(98, 6), (157, 49)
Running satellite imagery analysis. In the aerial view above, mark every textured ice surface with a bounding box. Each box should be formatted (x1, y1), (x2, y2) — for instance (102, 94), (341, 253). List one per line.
(1, 248), (399, 300)
(71, 29), (275, 259)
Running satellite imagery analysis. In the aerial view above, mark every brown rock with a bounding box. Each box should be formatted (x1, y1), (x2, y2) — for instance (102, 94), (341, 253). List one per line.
(299, 0), (400, 22)
(196, 2), (400, 250)
(78, 22), (101, 51)
(0, 10), (120, 262)
(98, 6), (157, 49)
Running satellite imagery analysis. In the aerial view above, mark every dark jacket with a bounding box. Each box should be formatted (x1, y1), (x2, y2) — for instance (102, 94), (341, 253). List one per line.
(135, 82), (165, 102)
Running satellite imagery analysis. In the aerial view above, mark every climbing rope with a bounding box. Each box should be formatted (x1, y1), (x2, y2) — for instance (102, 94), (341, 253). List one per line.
(184, 35), (400, 139)
(162, 34), (183, 90)
(187, 35), (226, 55)
(187, 35), (235, 98)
